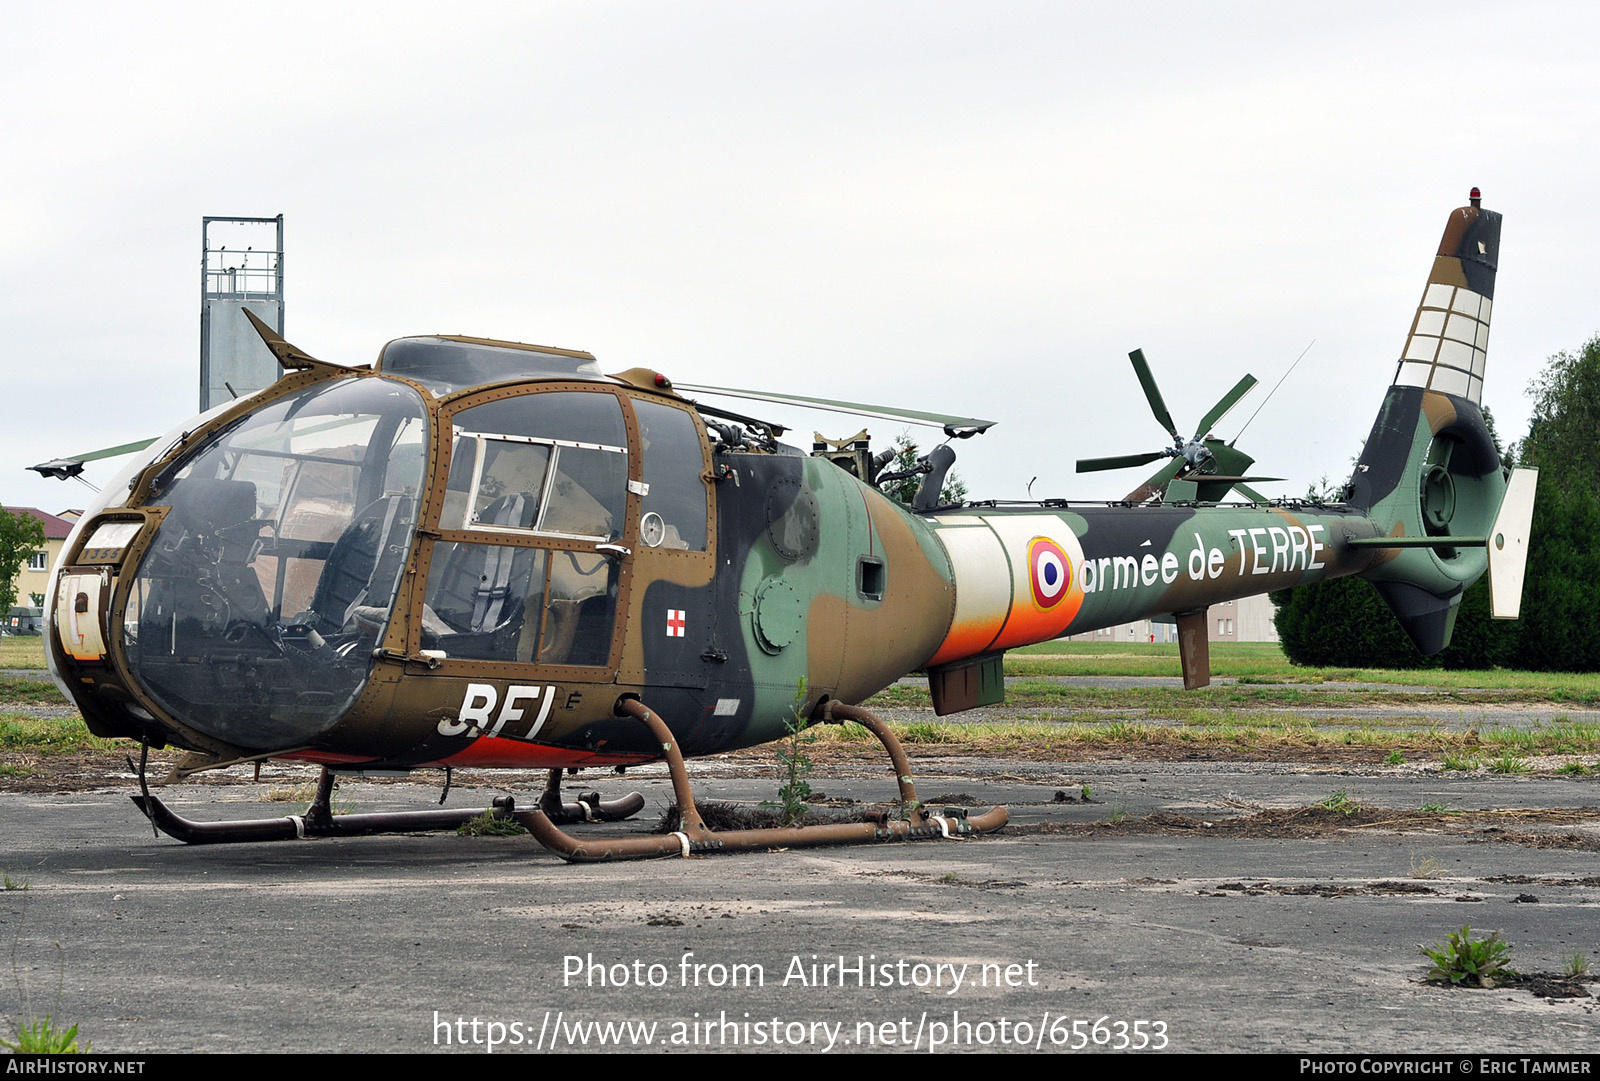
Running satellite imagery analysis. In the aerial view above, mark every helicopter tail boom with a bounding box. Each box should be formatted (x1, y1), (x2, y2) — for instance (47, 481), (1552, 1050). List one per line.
(911, 191), (1530, 691)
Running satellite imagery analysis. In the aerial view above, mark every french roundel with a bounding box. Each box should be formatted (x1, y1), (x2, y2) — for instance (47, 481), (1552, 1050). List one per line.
(1029, 537), (1071, 609)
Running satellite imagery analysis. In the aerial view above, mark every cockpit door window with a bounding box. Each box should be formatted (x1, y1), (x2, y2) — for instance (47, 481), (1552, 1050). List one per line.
(632, 398), (710, 551)
(418, 386), (637, 675)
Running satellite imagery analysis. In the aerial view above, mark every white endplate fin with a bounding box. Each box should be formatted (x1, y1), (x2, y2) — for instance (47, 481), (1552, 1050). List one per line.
(1488, 467), (1537, 619)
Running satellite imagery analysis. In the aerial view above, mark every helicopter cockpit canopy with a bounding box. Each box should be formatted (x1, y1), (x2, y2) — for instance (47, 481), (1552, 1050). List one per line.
(61, 334), (718, 756)
(124, 377), (428, 749)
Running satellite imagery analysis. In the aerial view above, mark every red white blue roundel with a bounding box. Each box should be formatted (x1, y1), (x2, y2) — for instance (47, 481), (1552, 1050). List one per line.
(1029, 537), (1071, 609)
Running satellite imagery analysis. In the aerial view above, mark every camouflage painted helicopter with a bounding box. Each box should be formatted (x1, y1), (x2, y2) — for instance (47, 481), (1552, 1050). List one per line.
(42, 191), (1534, 860)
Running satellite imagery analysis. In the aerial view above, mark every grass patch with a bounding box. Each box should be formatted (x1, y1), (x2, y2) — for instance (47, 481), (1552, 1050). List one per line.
(0, 677), (68, 706)
(1486, 750), (1532, 775)
(902, 721), (958, 744)
(263, 779), (355, 816)
(0, 716), (112, 755)
(457, 810), (528, 837)
(0, 636), (47, 670)
(819, 710), (1600, 761)
(1003, 641), (1600, 702)
(832, 721), (872, 742)
(864, 683), (928, 709)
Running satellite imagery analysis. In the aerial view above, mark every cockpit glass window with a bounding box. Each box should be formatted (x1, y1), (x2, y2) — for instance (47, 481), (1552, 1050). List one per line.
(446, 392), (628, 542)
(633, 399), (708, 551)
(454, 392), (626, 447)
(469, 440), (550, 529)
(124, 377), (427, 748)
(420, 543), (618, 667)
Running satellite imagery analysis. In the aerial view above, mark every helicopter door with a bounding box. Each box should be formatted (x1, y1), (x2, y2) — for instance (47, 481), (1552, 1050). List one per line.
(417, 387), (636, 678)
(619, 397), (716, 689)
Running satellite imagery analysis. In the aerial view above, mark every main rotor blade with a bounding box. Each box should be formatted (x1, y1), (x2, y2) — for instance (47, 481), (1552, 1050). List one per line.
(65, 438), (159, 463)
(1076, 451), (1168, 473)
(1193, 373), (1259, 438)
(674, 384), (995, 437)
(29, 437), (161, 481)
(1128, 349), (1180, 442)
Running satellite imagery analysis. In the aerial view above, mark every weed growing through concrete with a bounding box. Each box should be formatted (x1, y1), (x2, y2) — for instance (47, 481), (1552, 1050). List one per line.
(1420, 925), (1515, 988)
(767, 680), (816, 827)
(6, 899), (89, 1055)
(1409, 855), (1447, 880)
(1318, 790), (1361, 816)
(3, 1015), (89, 1054)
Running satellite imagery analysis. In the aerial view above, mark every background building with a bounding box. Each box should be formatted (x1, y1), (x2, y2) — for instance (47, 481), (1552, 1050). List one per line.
(1066, 593), (1280, 645)
(5, 506), (77, 613)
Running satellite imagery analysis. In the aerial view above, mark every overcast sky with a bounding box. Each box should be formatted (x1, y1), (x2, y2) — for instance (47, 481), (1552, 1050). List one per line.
(3, 1), (1596, 513)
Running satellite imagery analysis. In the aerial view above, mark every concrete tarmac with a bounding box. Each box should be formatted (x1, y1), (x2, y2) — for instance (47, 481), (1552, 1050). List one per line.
(3, 753), (1598, 1054)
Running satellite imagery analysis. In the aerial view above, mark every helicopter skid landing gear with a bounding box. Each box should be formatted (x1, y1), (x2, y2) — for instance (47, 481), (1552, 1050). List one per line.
(131, 767), (516, 844)
(513, 699), (1009, 862)
(131, 764), (643, 845)
(539, 768), (647, 824)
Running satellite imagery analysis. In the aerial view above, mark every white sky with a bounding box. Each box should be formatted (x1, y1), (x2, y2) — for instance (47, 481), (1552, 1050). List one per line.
(3, 1), (1596, 511)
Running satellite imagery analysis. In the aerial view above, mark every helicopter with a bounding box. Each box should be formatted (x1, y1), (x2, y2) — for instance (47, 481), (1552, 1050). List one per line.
(40, 190), (1535, 861)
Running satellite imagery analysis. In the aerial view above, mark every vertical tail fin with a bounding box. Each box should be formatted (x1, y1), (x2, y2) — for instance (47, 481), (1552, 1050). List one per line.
(1347, 191), (1510, 654)
(1390, 188), (1501, 405)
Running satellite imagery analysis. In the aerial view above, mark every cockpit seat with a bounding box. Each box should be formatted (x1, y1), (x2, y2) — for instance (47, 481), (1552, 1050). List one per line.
(306, 494), (414, 637)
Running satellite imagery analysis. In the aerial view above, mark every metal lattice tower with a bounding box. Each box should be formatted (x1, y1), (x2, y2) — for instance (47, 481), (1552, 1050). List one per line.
(200, 215), (284, 412)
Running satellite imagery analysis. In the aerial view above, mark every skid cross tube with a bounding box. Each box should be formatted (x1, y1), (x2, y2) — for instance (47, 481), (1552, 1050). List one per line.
(539, 767), (647, 823)
(513, 698), (1009, 862)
